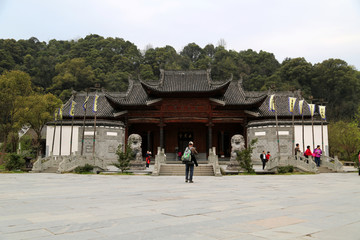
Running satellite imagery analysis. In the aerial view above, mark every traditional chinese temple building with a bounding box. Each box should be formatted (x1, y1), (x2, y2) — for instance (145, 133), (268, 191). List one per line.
(46, 69), (328, 163)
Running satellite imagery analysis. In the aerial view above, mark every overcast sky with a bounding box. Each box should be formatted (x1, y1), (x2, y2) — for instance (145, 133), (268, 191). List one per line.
(1, 0), (359, 69)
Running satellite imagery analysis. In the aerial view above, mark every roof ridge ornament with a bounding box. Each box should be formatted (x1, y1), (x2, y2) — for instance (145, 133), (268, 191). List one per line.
(125, 77), (134, 99)
(160, 69), (165, 87)
(206, 68), (212, 86)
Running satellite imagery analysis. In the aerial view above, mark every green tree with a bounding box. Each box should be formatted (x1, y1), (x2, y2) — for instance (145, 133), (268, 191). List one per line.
(328, 121), (360, 162)
(236, 138), (258, 173)
(0, 70), (33, 163)
(312, 59), (360, 120)
(19, 93), (62, 158)
(49, 58), (95, 97)
(113, 144), (134, 173)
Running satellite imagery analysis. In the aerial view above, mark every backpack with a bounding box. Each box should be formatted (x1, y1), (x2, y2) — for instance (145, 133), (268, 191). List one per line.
(181, 147), (192, 163)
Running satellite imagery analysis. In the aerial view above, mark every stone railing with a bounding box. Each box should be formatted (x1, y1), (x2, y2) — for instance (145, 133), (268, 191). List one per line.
(31, 155), (63, 173)
(152, 147), (166, 176)
(32, 154), (107, 173)
(320, 155), (344, 172)
(266, 154), (317, 173)
(208, 147), (222, 176)
(57, 154), (107, 173)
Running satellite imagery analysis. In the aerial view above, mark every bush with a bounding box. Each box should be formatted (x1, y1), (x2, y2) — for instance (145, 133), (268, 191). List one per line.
(236, 138), (258, 173)
(4, 153), (25, 171)
(278, 165), (294, 174)
(74, 164), (94, 173)
(113, 144), (133, 173)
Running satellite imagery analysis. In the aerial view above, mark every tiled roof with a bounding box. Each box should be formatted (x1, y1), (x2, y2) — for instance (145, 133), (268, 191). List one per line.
(62, 92), (115, 119)
(257, 91), (313, 117)
(140, 69), (231, 97)
(216, 80), (267, 106)
(60, 70), (315, 120)
(105, 79), (157, 107)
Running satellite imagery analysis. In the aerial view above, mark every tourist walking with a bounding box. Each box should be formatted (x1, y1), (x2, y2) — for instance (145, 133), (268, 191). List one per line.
(145, 151), (151, 168)
(304, 146), (312, 163)
(313, 145), (322, 167)
(260, 150), (267, 170)
(184, 141), (198, 183)
(295, 143), (301, 159)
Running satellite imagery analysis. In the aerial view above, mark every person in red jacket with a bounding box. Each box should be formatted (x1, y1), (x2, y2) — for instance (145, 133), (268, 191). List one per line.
(266, 151), (271, 162)
(304, 146), (312, 163)
(304, 146), (312, 157)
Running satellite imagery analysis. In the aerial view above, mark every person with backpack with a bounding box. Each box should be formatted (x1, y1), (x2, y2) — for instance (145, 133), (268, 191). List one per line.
(183, 141), (198, 183)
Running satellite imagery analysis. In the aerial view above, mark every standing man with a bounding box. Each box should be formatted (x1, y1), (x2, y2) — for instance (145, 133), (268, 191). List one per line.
(184, 141), (198, 183)
(295, 143), (301, 159)
(260, 150), (267, 170)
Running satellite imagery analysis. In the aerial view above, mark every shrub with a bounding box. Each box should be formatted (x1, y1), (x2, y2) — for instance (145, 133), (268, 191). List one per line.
(4, 153), (25, 171)
(278, 165), (294, 174)
(113, 144), (133, 173)
(74, 164), (94, 173)
(236, 138), (258, 173)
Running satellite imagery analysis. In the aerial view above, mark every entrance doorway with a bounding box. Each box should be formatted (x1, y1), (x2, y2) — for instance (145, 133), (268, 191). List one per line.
(178, 131), (193, 155)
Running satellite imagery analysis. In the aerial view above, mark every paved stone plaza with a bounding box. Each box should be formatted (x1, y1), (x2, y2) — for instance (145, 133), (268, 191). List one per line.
(1, 172), (360, 240)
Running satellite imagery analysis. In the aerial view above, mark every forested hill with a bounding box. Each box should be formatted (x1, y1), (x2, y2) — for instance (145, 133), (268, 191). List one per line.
(1, 34), (359, 120)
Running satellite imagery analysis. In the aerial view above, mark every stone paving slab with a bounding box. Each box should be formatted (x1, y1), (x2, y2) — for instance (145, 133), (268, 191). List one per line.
(1, 173), (360, 239)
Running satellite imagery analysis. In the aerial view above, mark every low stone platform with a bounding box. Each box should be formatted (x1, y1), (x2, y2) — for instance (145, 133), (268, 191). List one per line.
(1, 173), (359, 239)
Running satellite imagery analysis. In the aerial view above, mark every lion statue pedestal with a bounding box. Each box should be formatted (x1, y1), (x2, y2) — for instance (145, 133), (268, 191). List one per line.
(128, 134), (146, 170)
(226, 134), (245, 171)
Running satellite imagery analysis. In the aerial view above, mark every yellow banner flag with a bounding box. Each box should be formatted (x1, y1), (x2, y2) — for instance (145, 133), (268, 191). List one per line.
(54, 109), (59, 121)
(58, 106), (63, 120)
(82, 96), (89, 111)
(308, 104), (316, 117)
(69, 100), (76, 117)
(269, 94), (275, 112)
(298, 100), (304, 115)
(288, 97), (297, 114)
(93, 95), (99, 113)
(319, 105), (326, 120)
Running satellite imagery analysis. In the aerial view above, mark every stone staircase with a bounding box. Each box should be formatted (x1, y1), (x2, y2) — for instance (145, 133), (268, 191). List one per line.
(159, 164), (214, 176)
(41, 167), (58, 173)
(317, 166), (335, 173)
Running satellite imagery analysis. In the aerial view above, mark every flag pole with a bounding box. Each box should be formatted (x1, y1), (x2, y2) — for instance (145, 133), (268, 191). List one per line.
(81, 90), (89, 156)
(69, 93), (76, 156)
(51, 110), (58, 156)
(92, 91), (99, 161)
(289, 96), (296, 156)
(59, 106), (63, 156)
(301, 101), (305, 153)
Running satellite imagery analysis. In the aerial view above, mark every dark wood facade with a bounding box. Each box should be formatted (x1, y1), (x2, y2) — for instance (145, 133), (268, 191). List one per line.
(125, 98), (250, 157)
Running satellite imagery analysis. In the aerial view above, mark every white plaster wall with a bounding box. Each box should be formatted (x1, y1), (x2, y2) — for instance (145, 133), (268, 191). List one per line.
(294, 125), (328, 155)
(46, 126), (79, 156)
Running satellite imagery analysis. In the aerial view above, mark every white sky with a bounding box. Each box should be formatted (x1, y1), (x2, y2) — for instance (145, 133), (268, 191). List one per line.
(0, 0), (360, 70)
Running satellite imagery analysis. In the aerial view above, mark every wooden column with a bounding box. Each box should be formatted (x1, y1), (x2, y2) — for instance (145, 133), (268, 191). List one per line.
(147, 131), (151, 151)
(207, 122), (213, 151)
(220, 131), (224, 155)
(159, 119), (165, 149)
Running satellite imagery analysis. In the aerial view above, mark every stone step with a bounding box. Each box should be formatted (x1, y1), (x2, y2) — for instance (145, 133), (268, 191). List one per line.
(159, 164), (214, 176)
(317, 166), (334, 173)
(41, 167), (58, 173)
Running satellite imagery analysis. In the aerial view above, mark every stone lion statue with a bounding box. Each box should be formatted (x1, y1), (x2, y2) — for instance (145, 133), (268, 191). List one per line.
(128, 134), (142, 161)
(230, 134), (245, 161)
